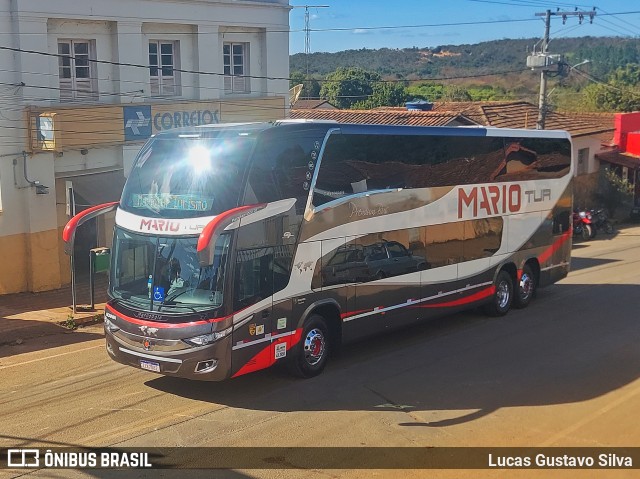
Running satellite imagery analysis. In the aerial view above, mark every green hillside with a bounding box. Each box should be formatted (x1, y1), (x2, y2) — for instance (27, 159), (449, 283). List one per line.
(290, 36), (640, 110)
(290, 36), (640, 81)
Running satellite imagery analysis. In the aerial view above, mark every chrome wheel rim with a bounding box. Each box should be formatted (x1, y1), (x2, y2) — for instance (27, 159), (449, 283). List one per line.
(519, 273), (533, 301)
(497, 280), (510, 309)
(303, 328), (326, 366)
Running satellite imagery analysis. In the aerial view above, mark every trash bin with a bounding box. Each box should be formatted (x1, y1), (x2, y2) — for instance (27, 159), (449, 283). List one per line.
(91, 247), (111, 273)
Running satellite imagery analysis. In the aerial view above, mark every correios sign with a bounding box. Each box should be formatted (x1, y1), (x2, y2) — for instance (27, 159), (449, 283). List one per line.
(123, 102), (222, 141)
(28, 97), (286, 150)
(150, 102), (223, 135)
(152, 108), (220, 132)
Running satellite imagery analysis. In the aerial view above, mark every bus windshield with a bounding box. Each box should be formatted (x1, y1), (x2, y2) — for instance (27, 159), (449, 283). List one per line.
(120, 135), (255, 218)
(110, 227), (231, 311)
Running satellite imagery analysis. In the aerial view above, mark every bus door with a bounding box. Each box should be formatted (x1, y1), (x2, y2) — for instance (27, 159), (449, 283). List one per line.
(230, 210), (296, 375)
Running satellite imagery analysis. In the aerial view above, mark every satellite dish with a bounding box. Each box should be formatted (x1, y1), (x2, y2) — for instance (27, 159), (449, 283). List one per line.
(289, 84), (304, 107)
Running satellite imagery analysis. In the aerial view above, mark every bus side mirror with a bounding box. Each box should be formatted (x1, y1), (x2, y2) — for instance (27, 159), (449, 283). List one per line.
(197, 203), (266, 266)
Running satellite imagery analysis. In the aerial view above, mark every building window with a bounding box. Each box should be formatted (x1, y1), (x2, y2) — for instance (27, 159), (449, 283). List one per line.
(577, 148), (589, 175)
(149, 41), (180, 96)
(58, 40), (97, 101)
(223, 43), (249, 93)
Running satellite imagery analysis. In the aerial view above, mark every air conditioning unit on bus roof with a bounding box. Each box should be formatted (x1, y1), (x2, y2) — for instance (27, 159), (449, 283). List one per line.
(276, 119), (338, 125)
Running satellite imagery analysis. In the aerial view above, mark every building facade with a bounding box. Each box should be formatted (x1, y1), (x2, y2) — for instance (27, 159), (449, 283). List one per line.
(0, 0), (290, 295)
(596, 112), (640, 209)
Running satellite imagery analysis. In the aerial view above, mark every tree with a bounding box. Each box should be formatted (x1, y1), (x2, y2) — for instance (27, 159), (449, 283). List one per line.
(442, 86), (472, 102)
(289, 71), (321, 99)
(594, 167), (634, 217)
(406, 83), (446, 101)
(354, 81), (408, 109)
(320, 67), (381, 109)
(584, 64), (640, 112)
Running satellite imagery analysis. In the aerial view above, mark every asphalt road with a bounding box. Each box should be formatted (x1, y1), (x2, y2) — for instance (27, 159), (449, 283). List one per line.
(1, 226), (639, 479)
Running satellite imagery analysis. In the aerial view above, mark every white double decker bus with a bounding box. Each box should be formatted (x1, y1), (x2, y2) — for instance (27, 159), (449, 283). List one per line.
(64, 121), (573, 380)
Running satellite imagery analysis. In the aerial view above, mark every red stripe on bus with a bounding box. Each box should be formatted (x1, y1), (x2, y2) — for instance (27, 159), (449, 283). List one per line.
(537, 228), (572, 264)
(232, 328), (303, 378)
(105, 303), (231, 328)
(196, 203), (266, 253)
(415, 286), (496, 308)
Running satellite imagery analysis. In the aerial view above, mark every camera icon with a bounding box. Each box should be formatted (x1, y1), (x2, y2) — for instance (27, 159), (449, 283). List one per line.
(7, 449), (40, 468)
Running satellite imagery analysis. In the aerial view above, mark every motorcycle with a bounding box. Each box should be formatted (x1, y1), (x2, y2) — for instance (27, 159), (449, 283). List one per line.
(572, 210), (593, 241)
(589, 208), (614, 235)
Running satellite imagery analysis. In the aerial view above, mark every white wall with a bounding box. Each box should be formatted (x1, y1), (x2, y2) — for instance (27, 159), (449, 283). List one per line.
(573, 136), (605, 176)
(0, 0), (290, 240)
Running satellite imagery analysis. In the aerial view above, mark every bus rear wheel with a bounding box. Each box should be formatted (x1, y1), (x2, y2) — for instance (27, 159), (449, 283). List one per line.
(483, 270), (513, 317)
(287, 315), (330, 378)
(514, 264), (537, 309)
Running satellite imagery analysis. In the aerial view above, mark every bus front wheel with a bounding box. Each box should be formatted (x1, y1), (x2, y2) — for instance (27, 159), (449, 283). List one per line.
(287, 314), (330, 378)
(483, 270), (513, 317)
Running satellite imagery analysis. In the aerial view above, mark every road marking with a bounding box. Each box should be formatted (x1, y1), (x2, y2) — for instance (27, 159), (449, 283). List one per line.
(90, 408), (148, 412)
(0, 344), (102, 370)
(540, 383), (640, 446)
(374, 403), (415, 410)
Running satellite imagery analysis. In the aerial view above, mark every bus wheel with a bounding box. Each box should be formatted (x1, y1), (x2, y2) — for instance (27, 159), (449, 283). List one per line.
(288, 315), (330, 378)
(483, 270), (513, 317)
(514, 264), (536, 309)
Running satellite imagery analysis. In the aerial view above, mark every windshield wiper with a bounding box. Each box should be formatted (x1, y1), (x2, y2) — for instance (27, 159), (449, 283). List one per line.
(158, 302), (198, 313)
(163, 289), (193, 303)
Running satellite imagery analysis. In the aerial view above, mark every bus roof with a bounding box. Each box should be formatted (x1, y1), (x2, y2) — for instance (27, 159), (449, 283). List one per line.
(150, 120), (571, 141)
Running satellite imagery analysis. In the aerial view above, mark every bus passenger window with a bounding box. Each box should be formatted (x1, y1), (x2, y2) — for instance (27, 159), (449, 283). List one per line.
(245, 131), (326, 212)
(233, 246), (293, 309)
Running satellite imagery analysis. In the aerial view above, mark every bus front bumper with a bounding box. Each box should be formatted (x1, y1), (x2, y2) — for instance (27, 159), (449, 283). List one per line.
(105, 328), (232, 381)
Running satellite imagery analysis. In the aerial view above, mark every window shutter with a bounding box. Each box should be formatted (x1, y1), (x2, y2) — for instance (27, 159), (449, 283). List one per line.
(75, 78), (93, 100)
(59, 78), (73, 101)
(162, 79), (176, 96)
(150, 77), (160, 95)
(233, 76), (246, 93)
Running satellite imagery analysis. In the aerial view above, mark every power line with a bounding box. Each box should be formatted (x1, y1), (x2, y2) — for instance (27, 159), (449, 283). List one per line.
(0, 67), (532, 119)
(0, 45), (292, 83)
(532, 8), (597, 130)
(0, 9), (637, 37)
(596, 7), (640, 35)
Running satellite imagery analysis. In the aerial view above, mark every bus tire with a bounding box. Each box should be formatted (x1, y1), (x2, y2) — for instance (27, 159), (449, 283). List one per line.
(287, 314), (330, 378)
(483, 270), (513, 317)
(514, 264), (536, 309)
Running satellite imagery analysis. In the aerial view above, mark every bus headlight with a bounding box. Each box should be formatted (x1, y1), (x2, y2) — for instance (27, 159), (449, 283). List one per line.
(183, 326), (232, 347)
(104, 317), (120, 333)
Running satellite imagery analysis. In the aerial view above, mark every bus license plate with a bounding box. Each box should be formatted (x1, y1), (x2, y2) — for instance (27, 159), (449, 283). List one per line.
(140, 360), (160, 372)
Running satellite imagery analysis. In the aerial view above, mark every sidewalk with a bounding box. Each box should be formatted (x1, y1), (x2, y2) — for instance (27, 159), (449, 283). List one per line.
(0, 274), (108, 346)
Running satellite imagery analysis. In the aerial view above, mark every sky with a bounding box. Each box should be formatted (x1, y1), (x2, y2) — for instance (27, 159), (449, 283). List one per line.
(288, 0), (640, 54)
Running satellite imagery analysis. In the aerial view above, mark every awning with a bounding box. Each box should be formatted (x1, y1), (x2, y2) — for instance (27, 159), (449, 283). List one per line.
(596, 150), (640, 170)
(63, 170), (126, 209)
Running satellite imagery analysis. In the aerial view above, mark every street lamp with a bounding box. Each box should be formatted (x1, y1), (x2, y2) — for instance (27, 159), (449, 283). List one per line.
(561, 59), (591, 76)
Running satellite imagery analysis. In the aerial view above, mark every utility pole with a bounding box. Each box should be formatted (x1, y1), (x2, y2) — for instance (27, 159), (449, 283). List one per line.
(292, 5), (329, 95)
(536, 10), (551, 131)
(530, 8), (596, 129)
